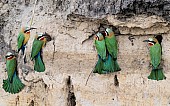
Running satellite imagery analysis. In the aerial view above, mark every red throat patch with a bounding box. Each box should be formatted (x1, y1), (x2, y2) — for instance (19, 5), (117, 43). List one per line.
(94, 35), (98, 40)
(7, 56), (13, 60)
(104, 31), (107, 36)
(39, 37), (44, 41)
(148, 42), (154, 46)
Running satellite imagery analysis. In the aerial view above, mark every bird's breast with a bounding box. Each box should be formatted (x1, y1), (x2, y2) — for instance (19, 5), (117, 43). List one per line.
(23, 34), (30, 45)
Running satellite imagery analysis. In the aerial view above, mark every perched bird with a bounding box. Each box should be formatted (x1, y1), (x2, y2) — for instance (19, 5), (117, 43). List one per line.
(31, 32), (51, 72)
(93, 32), (106, 74)
(93, 32), (115, 74)
(3, 52), (25, 94)
(143, 36), (166, 80)
(17, 26), (36, 63)
(104, 28), (121, 72)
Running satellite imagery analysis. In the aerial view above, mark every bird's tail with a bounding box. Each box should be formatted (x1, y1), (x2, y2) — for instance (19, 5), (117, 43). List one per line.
(93, 57), (104, 74)
(148, 68), (166, 81)
(103, 54), (115, 73)
(34, 52), (45, 72)
(3, 73), (25, 94)
(93, 55), (120, 74)
(113, 59), (121, 72)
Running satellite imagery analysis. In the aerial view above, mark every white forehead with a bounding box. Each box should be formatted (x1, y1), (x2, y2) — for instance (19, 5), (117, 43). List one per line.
(25, 26), (30, 30)
(38, 33), (43, 37)
(106, 28), (112, 32)
(6, 52), (12, 56)
(106, 28), (110, 32)
(148, 38), (153, 41)
(96, 32), (102, 37)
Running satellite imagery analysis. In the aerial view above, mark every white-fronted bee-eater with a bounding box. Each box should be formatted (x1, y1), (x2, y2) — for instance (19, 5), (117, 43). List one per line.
(93, 32), (115, 74)
(31, 32), (51, 72)
(104, 28), (121, 72)
(143, 36), (166, 80)
(3, 52), (25, 94)
(17, 26), (36, 63)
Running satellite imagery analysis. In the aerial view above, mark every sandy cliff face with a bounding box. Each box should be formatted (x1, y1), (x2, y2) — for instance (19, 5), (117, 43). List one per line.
(1, 0), (170, 106)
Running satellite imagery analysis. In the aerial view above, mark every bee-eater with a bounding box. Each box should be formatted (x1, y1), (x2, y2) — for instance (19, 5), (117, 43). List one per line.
(3, 52), (25, 94)
(93, 32), (106, 74)
(104, 28), (121, 72)
(17, 27), (36, 63)
(143, 36), (166, 80)
(93, 32), (115, 74)
(31, 33), (51, 72)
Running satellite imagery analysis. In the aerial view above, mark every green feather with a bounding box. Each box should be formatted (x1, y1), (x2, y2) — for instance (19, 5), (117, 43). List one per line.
(31, 39), (44, 60)
(2, 70), (25, 94)
(17, 32), (25, 50)
(93, 34), (107, 74)
(93, 58), (104, 74)
(105, 35), (118, 58)
(150, 43), (161, 68)
(148, 69), (166, 81)
(31, 39), (45, 72)
(94, 39), (106, 61)
(3, 59), (25, 94)
(34, 54), (45, 72)
(105, 33), (121, 72)
(148, 42), (166, 80)
(103, 54), (114, 73)
(6, 58), (16, 82)
(113, 60), (121, 72)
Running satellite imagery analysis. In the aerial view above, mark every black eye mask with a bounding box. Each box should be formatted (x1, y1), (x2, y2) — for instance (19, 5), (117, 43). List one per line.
(24, 27), (37, 33)
(5, 54), (15, 58)
(37, 36), (43, 40)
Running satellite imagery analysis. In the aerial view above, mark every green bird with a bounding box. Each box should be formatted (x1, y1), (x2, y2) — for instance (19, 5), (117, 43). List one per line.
(17, 26), (36, 63)
(31, 33), (51, 72)
(104, 28), (121, 72)
(93, 32), (106, 74)
(93, 32), (115, 74)
(143, 36), (166, 81)
(3, 52), (25, 94)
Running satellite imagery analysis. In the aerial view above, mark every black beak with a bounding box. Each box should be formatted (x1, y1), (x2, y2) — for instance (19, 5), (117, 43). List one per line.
(143, 40), (149, 42)
(42, 32), (52, 41)
(24, 27), (37, 33)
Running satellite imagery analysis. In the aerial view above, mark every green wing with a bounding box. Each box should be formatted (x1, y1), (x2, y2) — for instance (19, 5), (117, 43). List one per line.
(95, 39), (106, 60)
(34, 54), (45, 72)
(31, 39), (44, 59)
(150, 43), (161, 69)
(6, 58), (17, 82)
(105, 36), (118, 58)
(17, 32), (25, 50)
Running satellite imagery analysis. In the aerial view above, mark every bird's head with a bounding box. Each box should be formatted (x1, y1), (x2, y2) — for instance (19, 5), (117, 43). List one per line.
(143, 37), (158, 47)
(37, 32), (52, 42)
(94, 32), (104, 41)
(104, 28), (114, 37)
(5, 52), (15, 60)
(21, 26), (36, 35)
